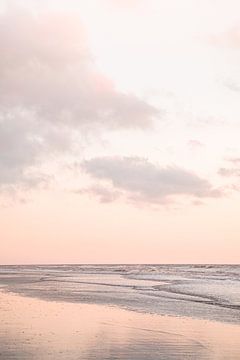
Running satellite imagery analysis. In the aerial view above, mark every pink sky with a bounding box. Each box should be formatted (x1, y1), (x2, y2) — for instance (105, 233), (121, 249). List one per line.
(1, 0), (240, 264)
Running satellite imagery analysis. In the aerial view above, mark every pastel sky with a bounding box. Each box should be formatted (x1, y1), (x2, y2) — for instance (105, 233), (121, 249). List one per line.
(1, 0), (240, 264)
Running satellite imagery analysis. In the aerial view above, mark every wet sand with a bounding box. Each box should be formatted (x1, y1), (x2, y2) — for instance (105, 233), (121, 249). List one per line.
(0, 291), (240, 359)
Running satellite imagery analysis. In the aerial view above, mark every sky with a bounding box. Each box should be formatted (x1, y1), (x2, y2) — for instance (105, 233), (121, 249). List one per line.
(1, 0), (240, 264)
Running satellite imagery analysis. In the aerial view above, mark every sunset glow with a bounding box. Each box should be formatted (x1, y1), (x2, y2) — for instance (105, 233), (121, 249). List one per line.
(1, 0), (240, 264)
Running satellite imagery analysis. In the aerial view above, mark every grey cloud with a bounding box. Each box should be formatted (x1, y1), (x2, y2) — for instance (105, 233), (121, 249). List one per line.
(0, 109), (42, 186)
(0, 107), (73, 189)
(224, 80), (240, 93)
(218, 157), (240, 178)
(0, 9), (158, 189)
(81, 156), (220, 204)
(218, 168), (240, 177)
(227, 157), (240, 164)
(74, 185), (120, 203)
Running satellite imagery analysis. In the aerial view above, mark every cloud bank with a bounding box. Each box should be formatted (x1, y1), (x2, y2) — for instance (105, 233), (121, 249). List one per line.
(81, 156), (220, 204)
(0, 9), (158, 189)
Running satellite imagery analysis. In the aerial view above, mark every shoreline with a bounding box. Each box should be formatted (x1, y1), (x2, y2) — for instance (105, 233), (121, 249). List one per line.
(1, 290), (240, 359)
(1, 268), (239, 325)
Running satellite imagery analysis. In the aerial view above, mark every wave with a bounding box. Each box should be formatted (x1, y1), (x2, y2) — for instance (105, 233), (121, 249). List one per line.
(0, 264), (240, 324)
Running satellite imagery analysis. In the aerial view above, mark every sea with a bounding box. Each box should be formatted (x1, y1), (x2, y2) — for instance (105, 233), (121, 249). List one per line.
(0, 264), (239, 324)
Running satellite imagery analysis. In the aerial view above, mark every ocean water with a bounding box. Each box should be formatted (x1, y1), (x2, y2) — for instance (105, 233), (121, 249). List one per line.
(0, 264), (240, 324)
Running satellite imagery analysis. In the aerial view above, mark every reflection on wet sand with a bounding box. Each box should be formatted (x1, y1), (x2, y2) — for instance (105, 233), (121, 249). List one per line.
(0, 291), (240, 359)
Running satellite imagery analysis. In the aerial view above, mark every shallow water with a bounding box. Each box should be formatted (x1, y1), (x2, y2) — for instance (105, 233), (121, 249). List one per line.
(0, 264), (239, 323)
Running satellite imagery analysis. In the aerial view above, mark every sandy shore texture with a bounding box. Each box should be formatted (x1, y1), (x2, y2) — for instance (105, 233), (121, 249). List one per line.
(0, 291), (240, 359)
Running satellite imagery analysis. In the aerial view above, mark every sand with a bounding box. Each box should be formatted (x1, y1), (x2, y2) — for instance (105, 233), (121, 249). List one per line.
(0, 290), (240, 359)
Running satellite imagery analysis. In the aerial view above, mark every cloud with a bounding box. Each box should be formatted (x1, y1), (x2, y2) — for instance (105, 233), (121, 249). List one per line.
(219, 168), (240, 177)
(74, 185), (120, 203)
(0, 8), (158, 189)
(227, 157), (240, 164)
(223, 79), (240, 93)
(81, 156), (220, 204)
(218, 157), (240, 180)
(0, 110), (39, 187)
(0, 9), (158, 129)
(218, 158), (240, 177)
(0, 107), (71, 189)
(187, 140), (204, 150)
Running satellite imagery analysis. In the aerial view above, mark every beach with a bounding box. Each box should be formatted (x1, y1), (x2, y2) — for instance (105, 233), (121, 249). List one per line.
(1, 0), (240, 357)
(0, 265), (240, 359)
(1, 291), (240, 359)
